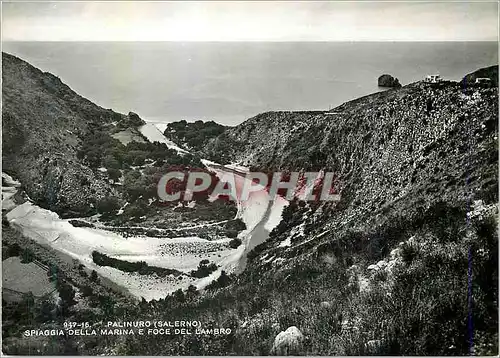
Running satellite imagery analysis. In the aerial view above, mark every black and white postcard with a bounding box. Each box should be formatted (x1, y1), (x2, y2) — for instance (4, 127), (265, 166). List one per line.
(1, 1), (498, 355)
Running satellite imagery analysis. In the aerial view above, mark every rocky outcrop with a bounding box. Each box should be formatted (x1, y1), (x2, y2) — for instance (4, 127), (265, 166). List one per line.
(127, 111), (146, 127)
(462, 65), (498, 86)
(271, 326), (304, 355)
(378, 74), (401, 88)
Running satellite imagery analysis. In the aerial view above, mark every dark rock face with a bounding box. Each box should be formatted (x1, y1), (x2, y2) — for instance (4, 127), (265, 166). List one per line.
(378, 74), (402, 88)
(462, 65), (498, 86)
(2, 52), (122, 216)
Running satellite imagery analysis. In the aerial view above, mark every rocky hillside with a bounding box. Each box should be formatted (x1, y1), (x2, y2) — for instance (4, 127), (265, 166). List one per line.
(179, 74), (498, 355)
(205, 79), (497, 220)
(2, 53), (143, 217)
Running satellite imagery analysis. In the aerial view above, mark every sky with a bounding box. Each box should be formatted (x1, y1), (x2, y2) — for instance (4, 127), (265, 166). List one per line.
(1, 1), (499, 42)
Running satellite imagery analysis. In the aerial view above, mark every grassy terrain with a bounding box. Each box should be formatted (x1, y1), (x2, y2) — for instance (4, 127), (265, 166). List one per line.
(113, 200), (498, 356)
(2, 257), (55, 299)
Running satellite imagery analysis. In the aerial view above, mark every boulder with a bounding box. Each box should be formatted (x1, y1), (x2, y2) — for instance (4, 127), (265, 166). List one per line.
(271, 326), (304, 355)
(320, 301), (332, 309)
(378, 74), (401, 88)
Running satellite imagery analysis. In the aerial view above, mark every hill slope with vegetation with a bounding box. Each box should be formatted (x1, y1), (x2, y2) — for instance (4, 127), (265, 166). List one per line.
(143, 73), (497, 355)
(163, 120), (227, 152)
(2, 52), (217, 221)
(2, 52), (146, 216)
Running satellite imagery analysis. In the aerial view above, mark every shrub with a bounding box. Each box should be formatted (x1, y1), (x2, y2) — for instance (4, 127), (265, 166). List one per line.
(107, 168), (122, 182)
(190, 260), (218, 278)
(80, 285), (93, 298)
(96, 196), (120, 215)
(228, 238), (242, 248)
(58, 282), (76, 308)
(225, 218), (247, 231)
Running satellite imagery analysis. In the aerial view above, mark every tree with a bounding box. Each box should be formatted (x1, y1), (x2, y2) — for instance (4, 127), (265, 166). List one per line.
(225, 218), (246, 231)
(123, 170), (147, 201)
(20, 248), (34, 263)
(38, 299), (56, 322)
(190, 260), (218, 278)
(48, 264), (59, 282)
(124, 202), (149, 221)
(59, 282), (76, 308)
(207, 270), (232, 290)
(173, 288), (185, 303)
(80, 285), (93, 298)
(107, 168), (122, 183)
(186, 285), (199, 300)
(228, 238), (242, 248)
(128, 112), (144, 127)
(96, 196), (120, 216)
(6, 243), (21, 257)
(103, 155), (120, 169)
(85, 148), (103, 168)
(99, 295), (115, 318)
(90, 270), (99, 282)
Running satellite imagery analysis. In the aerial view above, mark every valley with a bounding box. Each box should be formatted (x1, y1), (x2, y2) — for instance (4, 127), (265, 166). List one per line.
(1, 52), (498, 355)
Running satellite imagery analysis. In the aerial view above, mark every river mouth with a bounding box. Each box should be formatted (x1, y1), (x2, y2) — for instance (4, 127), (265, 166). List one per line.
(3, 167), (288, 301)
(202, 162), (289, 272)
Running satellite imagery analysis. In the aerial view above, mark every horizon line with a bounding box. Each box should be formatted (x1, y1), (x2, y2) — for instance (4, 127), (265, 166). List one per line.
(2, 39), (498, 43)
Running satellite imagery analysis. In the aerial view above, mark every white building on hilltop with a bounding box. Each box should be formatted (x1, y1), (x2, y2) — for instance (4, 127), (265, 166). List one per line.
(425, 74), (442, 83)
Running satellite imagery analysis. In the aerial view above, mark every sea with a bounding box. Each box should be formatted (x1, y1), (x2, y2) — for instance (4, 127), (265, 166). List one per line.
(3, 41), (498, 127)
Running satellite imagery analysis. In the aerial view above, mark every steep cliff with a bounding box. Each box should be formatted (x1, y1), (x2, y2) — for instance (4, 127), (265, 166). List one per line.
(2, 53), (139, 216)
